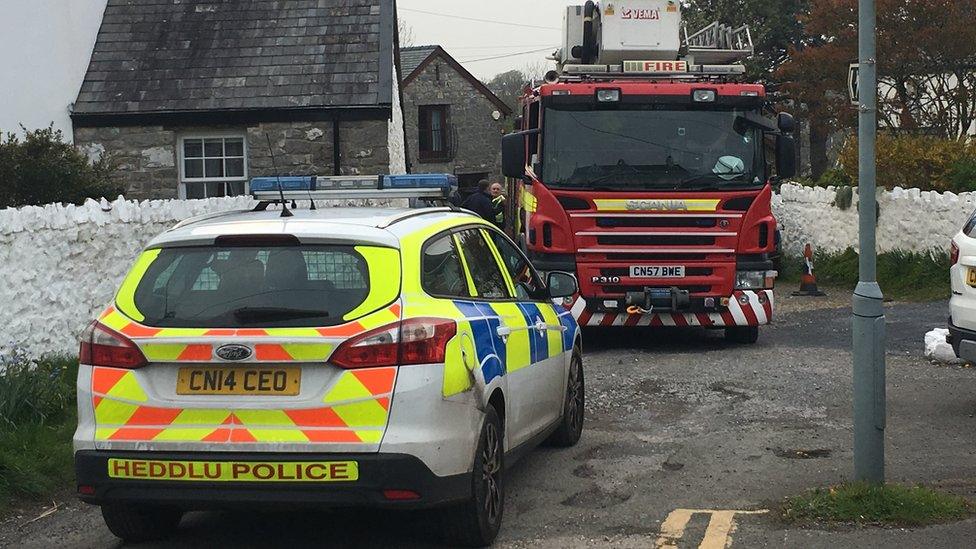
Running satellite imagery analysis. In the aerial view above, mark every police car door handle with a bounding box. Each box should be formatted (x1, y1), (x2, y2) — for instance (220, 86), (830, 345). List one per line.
(496, 325), (512, 342)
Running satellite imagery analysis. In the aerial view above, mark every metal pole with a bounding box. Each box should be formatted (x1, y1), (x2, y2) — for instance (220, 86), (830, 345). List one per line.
(853, 0), (885, 483)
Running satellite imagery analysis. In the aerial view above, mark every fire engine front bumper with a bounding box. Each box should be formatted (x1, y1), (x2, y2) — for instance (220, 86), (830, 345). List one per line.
(562, 290), (774, 328)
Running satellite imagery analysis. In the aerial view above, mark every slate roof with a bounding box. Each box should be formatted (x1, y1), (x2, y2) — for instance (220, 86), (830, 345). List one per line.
(73, 0), (396, 123)
(400, 46), (437, 79)
(400, 45), (511, 116)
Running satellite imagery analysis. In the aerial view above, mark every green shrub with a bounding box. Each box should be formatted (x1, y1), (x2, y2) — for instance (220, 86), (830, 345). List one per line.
(0, 127), (122, 209)
(838, 134), (976, 192)
(818, 168), (852, 188)
(0, 352), (79, 510)
(0, 352), (78, 428)
(779, 248), (950, 302)
(948, 157), (976, 193)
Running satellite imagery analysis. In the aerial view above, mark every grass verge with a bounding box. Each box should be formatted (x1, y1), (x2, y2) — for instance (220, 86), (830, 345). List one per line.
(782, 482), (973, 528)
(778, 248), (951, 302)
(0, 355), (78, 512)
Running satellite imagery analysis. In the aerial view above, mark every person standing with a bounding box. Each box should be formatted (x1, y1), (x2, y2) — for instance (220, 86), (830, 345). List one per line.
(489, 182), (506, 230)
(461, 179), (495, 223)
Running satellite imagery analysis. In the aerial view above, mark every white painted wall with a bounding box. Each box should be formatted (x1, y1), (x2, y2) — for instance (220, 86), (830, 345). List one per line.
(0, 196), (407, 358)
(0, 0), (107, 140)
(774, 183), (976, 255)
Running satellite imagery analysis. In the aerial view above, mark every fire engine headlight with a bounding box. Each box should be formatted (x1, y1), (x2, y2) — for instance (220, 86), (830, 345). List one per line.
(735, 270), (778, 290)
(693, 89), (717, 103)
(596, 89), (621, 103)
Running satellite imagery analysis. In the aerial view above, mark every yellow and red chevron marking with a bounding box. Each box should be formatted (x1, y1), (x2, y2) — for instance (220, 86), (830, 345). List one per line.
(93, 303), (402, 364)
(98, 303), (402, 341)
(91, 366), (397, 444)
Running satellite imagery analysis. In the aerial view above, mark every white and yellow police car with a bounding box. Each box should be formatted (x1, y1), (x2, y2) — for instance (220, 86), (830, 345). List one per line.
(74, 175), (583, 546)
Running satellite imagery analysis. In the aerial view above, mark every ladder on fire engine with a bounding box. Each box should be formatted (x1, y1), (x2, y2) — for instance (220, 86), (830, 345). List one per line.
(683, 22), (754, 65)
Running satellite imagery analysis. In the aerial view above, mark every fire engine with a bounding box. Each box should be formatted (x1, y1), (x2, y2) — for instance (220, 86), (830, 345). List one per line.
(502, 0), (797, 344)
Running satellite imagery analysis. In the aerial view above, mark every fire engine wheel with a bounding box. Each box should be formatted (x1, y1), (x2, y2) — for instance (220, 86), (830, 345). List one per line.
(546, 347), (585, 448)
(440, 404), (504, 547)
(101, 503), (183, 542)
(725, 326), (760, 344)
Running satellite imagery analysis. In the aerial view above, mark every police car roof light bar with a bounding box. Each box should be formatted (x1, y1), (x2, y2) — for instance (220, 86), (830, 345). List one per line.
(250, 174), (459, 205)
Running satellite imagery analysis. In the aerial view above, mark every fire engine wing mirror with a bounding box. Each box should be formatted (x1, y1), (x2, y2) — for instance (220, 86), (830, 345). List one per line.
(547, 271), (579, 299)
(502, 133), (527, 178)
(776, 134), (797, 179)
(501, 129), (539, 179)
(777, 112), (796, 134)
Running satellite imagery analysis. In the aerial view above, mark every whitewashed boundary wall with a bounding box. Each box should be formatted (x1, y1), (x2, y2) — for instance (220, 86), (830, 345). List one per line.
(773, 183), (976, 256)
(0, 196), (402, 358)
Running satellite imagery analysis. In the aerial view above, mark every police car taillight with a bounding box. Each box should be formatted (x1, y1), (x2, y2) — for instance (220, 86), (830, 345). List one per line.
(331, 318), (457, 369)
(79, 321), (148, 369)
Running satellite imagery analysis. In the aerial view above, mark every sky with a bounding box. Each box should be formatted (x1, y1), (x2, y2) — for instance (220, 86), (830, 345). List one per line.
(397, 0), (568, 81)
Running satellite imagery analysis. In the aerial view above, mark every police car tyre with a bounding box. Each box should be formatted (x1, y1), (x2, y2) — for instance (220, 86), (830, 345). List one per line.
(725, 326), (759, 344)
(546, 347), (585, 448)
(440, 405), (504, 547)
(101, 503), (183, 542)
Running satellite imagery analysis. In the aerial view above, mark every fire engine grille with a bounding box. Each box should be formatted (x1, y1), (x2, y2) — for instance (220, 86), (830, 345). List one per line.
(605, 253), (710, 261)
(595, 217), (719, 229)
(597, 235), (717, 247)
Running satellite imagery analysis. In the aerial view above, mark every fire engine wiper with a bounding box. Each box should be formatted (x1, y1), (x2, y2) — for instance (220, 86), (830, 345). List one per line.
(231, 307), (330, 324)
(676, 173), (748, 190)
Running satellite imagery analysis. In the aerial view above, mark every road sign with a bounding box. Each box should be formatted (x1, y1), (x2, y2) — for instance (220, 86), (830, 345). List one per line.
(849, 63), (860, 104)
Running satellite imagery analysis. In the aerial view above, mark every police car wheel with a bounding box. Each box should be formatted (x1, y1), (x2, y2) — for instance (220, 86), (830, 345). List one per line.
(441, 405), (504, 547)
(725, 326), (759, 344)
(101, 503), (183, 542)
(546, 347), (585, 448)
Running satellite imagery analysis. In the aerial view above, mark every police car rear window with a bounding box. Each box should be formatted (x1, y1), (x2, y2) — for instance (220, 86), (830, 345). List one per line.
(131, 245), (370, 328)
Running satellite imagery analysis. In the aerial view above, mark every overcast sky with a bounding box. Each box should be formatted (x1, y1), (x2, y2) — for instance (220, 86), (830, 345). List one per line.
(397, 0), (567, 81)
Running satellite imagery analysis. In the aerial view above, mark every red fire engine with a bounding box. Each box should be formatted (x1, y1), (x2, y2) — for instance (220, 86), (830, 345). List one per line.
(502, 1), (796, 344)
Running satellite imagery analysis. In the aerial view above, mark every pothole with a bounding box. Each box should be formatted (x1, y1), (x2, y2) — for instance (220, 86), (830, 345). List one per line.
(773, 447), (832, 459)
(561, 487), (634, 509)
(709, 381), (753, 401)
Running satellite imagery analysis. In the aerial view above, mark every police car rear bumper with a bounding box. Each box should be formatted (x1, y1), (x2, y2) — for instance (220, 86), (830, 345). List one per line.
(75, 451), (470, 510)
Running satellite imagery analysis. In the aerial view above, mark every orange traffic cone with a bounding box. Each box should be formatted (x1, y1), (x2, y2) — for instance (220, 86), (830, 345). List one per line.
(792, 243), (827, 297)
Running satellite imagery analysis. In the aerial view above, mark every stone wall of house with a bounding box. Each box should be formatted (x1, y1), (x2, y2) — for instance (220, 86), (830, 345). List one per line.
(74, 126), (180, 199)
(75, 119), (398, 200)
(402, 55), (507, 183)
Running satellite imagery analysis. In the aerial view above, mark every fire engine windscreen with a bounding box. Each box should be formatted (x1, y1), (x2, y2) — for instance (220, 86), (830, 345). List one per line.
(130, 245), (372, 328)
(542, 106), (765, 191)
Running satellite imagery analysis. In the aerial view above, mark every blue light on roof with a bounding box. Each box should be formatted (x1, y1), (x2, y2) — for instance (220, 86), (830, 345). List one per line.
(383, 174), (457, 191)
(250, 176), (316, 192)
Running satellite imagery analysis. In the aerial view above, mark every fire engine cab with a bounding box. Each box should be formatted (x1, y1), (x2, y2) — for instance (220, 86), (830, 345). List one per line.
(502, 0), (797, 343)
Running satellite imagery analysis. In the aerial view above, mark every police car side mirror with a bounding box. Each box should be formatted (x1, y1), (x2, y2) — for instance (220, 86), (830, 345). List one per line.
(547, 272), (578, 299)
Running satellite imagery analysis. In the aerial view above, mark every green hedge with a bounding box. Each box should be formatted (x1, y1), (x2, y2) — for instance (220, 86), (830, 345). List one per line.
(779, 248), (951, 302)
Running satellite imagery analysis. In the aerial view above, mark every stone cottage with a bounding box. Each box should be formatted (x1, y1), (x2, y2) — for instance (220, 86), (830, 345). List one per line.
(71, 0), (406, 200)
(400, 46), (511, 194)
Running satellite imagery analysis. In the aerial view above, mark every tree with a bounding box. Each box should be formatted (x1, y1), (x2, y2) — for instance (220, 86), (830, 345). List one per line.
(0, 127), (121, 209)
(778, 0), (976, 156)
(398, 17), (415, 48)
(486, 69), (533, 115)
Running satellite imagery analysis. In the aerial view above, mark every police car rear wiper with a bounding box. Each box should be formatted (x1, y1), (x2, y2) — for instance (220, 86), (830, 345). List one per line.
(231, 307), (330, 324)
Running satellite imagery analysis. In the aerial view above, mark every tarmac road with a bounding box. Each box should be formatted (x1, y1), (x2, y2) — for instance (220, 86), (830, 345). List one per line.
(2, 289), (974, 548)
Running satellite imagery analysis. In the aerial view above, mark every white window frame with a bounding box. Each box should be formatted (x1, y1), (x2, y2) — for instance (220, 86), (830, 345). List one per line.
(178, 134), (249, 199)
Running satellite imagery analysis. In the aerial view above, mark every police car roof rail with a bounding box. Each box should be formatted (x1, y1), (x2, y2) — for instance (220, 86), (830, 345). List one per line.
(249, 174), (458, 210)
(376, 207), (477, 229)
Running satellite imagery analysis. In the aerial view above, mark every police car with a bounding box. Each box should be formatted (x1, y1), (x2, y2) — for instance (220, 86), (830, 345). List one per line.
(74, 175), (583, 546)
